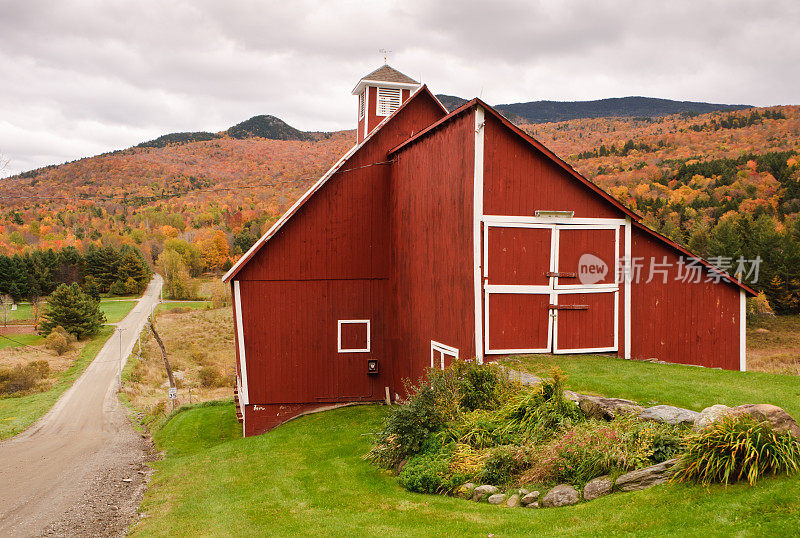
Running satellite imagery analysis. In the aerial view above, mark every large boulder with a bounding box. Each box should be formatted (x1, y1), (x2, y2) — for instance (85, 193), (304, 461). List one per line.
(694, 404), (732, 430)
(694, 404), (800, 438)
(540, 484), (580, 508)
(455, 482), (476, 499)
(583, 476), (613, 500)
(615, 459), (678, 491)
(639, 405), (700, 426)
(520, 491), (540, 506)
(730, 404), (800, 438)
(488, 493), (507, 505)
(579, 395), (644, 420)
(472, 484), (499, 502)
(506, 494), (521, 508)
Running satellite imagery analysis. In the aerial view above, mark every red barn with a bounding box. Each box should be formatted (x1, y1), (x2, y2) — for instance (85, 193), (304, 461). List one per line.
(223, 65), (756, 437)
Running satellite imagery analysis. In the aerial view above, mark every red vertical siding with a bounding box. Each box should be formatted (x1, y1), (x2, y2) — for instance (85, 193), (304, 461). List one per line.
(234, 90), (447, 420)
(630, 226), (740, 369)
(389, 111), (476, 392)
(483, 114), (622, 218)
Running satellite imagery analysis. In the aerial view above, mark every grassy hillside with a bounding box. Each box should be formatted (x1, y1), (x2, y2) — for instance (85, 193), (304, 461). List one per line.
(131, 351), (800, 536)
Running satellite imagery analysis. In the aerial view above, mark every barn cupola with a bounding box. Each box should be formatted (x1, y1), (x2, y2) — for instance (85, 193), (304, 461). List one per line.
(352, 65), (421, 143)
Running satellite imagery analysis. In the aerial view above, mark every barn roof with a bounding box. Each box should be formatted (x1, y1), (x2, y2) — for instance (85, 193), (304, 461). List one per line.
(352, 65), (421, 95)
(222, 84), (446, 283)
(360, 64), (418, 84)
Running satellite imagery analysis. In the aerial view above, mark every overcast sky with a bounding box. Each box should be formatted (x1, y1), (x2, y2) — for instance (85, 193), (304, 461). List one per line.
(0, 0), (797, 177)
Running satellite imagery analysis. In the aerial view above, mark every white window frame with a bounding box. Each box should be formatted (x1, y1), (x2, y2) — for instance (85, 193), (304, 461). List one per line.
(376, 87), (402, 117)
(430, 340), (459, 370)
(337, 319), (371, 353)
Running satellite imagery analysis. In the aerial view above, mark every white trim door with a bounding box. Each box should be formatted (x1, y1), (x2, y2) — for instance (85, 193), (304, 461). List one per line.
(482, 217), (622, 355)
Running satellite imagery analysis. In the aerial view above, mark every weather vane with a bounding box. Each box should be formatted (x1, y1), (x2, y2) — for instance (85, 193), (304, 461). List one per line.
(379, 48), (392, 64)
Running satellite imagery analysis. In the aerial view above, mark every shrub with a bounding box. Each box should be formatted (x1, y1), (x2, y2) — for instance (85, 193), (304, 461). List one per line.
(522, 421), (625, 486)
(673, 416), (800, 485)
(398, 439), (470, 494)
(45, 325), (75, 355)
(210, 280), (232, 308)
(454, 361), (506, 410)
(199, 365), (224, 388)
(45, 331), (70, 355)
(0, 361), (50, 395)
(479, 445), (532, 485)
(366, 371), (461, 469)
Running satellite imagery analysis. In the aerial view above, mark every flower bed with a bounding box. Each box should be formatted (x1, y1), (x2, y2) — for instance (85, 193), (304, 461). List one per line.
(366, 361), (800, 507)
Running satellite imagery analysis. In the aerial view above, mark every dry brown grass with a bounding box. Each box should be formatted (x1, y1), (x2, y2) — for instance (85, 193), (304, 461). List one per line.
(0, 339), (88, 392)
(121, 306), (235, 414)
(747, 315), (800, 375)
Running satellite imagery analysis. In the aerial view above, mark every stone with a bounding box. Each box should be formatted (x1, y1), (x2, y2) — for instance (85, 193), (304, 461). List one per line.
(540, 484), (580, 508)
(615, 459), (678, 491)
(639, 405), (701, 426)
(526, 502), (539, 508)
(472, 485), (499, 502)
(730, 404), (800, 438)
(579, 395), (644, 420)
(518, 488), (530, 496)
(520, 491), (540, 505)
(583, 476), (613, 500)
(694, 404), (732, 430)
(456, 482), (476, 499)
(506, 494), (521, 508)
(488, 493), (507, 505)
(122, 478), (132, 483)
(755, 328), (770, 333)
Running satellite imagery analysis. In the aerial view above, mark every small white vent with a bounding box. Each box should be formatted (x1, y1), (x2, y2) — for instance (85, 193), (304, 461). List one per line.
(376, 87), (402, 117)
(358, 91), (365, 119)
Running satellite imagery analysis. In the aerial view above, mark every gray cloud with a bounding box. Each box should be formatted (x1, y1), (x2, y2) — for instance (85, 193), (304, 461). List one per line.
(0, 0), (797, 177)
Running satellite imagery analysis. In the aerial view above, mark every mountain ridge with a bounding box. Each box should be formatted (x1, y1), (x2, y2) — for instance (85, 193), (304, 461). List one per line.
(435, 94), (752, 123)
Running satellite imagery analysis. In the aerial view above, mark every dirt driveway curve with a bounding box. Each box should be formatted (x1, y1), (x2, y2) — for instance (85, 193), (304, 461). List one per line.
(0, 275), (163, 536)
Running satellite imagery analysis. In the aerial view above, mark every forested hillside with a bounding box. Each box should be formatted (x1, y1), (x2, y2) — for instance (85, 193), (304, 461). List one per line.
(0, 105), (798, 310)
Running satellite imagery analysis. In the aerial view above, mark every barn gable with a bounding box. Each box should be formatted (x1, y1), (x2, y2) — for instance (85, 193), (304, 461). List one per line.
(223, 85), (447, 283)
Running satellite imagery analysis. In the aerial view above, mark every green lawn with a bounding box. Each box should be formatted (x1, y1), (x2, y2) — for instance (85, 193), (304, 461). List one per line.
(3, 298), (137, 325)
(0, 333), (44, 349)
(0, 326), (113, 439)
(508, 354), (800, 419)
(133, 358), (800, 537)
(4, 302), (33, 322)
(99, 300), (137, 323)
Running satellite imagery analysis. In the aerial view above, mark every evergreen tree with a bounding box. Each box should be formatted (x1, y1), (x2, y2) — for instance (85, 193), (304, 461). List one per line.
(39, 283), (105, 339)
(85, 245), (120, 292)
(117, 250), (150, 290)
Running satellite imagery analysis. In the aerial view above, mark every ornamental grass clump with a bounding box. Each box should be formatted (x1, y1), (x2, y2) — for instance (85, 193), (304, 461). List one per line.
(673, 416), (800, 486)
(365, 361), (512, 469)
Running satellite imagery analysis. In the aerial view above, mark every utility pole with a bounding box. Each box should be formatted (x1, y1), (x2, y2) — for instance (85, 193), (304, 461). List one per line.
(118, 327), (126, 386)
(148, 319), (176, 411)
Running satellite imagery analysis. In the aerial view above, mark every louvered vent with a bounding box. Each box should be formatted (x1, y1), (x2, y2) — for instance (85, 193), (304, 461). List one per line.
(358, 91), (365, 119)
(376, 87), (402, 116)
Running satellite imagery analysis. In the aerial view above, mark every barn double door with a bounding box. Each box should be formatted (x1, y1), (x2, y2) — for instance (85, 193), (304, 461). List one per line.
(483, 220), (619, 354)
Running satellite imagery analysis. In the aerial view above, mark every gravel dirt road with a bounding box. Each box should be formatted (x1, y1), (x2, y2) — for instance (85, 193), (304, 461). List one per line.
(0, 275), (163, 536)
